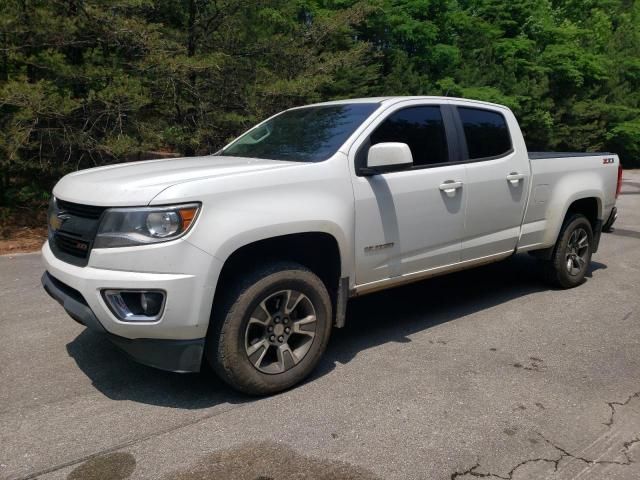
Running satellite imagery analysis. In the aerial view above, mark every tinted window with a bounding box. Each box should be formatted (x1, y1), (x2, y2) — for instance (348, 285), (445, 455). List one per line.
(222, 103), (378, 162)
(458, 107), (511, 159)
(370, 106), (449, 166)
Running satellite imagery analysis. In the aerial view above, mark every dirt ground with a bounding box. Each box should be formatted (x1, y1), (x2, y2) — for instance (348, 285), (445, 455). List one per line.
(0, 225), (47, 255)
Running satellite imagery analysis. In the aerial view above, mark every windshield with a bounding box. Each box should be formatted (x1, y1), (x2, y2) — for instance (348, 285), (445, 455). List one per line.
(221, 103), (379, 162)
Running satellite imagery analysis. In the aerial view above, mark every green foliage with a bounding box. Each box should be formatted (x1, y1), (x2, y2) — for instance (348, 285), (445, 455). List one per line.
(1, 0), (639, 210)
(607, 120), (640, 166)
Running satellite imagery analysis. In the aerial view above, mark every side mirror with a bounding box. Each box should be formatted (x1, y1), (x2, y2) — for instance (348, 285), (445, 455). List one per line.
(361, 142), (413, 176)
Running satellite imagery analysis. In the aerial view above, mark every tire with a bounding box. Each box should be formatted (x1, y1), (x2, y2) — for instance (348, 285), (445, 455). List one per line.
(207, 261), (332, 395)
(544, 214), (593, 289)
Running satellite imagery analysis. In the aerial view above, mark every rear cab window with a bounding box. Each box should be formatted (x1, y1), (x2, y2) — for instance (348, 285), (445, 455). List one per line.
(457, 107), (512, 160)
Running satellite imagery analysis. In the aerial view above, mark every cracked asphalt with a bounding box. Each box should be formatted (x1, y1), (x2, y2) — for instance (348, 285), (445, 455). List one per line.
(1, 171), (640, 480)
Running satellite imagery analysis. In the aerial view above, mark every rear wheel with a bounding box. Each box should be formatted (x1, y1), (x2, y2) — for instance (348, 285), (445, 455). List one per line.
(545, 214), (593, 289)
(208, 261), (332, 395)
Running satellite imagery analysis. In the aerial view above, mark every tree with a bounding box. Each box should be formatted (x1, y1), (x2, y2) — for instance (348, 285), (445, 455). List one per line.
(1, 0), (639, 212)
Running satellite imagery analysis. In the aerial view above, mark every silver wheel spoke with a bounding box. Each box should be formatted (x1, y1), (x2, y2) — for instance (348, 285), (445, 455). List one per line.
(258, 300), (272, 321)
(247, 338), (268, 357)
(248, 316), (269, 328)
(247, 339), (270, 369)
(293, 314), (317, 338)
(569, 231), (577, 246)
(577, 233), (588, 248)
(285, 291), (306, 314)
(277, 343), (297, 371)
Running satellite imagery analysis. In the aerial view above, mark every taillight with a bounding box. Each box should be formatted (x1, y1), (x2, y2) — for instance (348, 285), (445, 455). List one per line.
(616, 165), (623, 198)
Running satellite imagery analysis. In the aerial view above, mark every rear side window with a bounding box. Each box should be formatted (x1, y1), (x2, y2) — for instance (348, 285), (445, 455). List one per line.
(458, 107), (511, 159)
(370, 106), (449, 166)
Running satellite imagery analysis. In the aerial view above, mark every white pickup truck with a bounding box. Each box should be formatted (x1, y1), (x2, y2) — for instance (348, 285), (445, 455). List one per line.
(42, 96), (622, 394)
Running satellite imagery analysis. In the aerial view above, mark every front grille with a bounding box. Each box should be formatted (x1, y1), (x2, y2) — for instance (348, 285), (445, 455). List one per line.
(54, 232), (90, 259)
(56, 199), (105, 220)
(49, 198), (108, 267)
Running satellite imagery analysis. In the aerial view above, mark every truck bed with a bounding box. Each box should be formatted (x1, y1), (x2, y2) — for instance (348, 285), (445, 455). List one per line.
(517, 150), (619, 253)
(528, 151), (612, 160)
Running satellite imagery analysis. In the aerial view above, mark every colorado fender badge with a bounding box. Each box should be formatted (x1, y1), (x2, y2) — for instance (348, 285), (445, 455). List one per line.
(364, 242), (394, 253)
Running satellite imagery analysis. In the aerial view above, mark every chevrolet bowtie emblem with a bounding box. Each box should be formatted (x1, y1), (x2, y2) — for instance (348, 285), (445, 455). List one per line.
(50, 212), (70, 231)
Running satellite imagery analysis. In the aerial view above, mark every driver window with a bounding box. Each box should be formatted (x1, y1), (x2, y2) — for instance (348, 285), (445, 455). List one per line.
(370, 106), (449, 167)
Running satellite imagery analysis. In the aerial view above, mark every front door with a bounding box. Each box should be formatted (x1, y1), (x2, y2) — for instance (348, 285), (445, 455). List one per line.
(350, 103), (467, 287)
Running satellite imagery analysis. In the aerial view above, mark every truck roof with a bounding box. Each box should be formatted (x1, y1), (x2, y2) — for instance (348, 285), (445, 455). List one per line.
(299, 96), (509, 110)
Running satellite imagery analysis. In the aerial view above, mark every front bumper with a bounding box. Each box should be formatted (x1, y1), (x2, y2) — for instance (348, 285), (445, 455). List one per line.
(42, 272), (204, 372)
(41, 239), (222, 372)
(41, 272), (204, 372)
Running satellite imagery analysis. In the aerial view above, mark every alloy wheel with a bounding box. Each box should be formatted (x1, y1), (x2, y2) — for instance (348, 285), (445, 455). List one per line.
(565, 227), (589, 276)
(244, 290), (317, 374)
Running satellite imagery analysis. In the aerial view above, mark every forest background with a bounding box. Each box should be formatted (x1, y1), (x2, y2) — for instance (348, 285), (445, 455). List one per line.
(1, 0), (639, 232)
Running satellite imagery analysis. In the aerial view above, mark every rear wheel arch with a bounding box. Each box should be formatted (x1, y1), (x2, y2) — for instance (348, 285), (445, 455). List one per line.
(564, 197), (601, 232)
(531, 196), (602, 260)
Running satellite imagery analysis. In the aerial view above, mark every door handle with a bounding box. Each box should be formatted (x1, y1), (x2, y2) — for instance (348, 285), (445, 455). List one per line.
(439, 180), (463, 197)
(506, 172), (525, 185)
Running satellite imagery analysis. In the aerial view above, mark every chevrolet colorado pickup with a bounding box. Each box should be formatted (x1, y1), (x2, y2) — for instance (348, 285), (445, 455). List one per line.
(42, 96), (622, 395)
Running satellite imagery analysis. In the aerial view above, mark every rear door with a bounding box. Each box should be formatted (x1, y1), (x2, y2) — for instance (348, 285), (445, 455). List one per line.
(349, 100), (467, 286)
(450, 102), (531, 261)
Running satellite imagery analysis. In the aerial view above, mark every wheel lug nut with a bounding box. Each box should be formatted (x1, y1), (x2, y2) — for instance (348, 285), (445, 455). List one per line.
(269, 335), (275, 341)
(268, 326), (273, 332)
(278, 336), (284, 342)
(283, 318), (289, 324)
(274, 317), (280, 323)
(285, 327), (291, 334)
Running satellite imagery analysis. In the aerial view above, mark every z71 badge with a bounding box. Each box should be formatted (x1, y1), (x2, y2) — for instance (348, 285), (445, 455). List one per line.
(603, 157), (615, 164)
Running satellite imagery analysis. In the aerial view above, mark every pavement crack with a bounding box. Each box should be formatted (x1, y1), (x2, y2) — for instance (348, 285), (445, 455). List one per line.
(450, 457), (557, 480)
(621, 437), (640, 464)
(450, 460), (504, 479)
(604, 390), (640, 427)
(450, 431), (638, 480)
(538, 432), (635, 467)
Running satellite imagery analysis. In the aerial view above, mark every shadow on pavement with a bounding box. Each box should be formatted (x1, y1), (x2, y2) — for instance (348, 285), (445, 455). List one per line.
(66, 331), (248, 409)
(66, 253), (607, 408)
(610, 228), (640, 240)
(318, 254), (606, 373)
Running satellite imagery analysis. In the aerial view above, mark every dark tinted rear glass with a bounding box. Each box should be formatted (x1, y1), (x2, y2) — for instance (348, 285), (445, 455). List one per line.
(458, 107), (511, 159)
(222, 103), (378, 162)
(370, 106), (449, 166)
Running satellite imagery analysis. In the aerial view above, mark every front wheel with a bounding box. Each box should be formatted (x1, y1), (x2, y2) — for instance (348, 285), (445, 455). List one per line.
(545, 214), (593, 289)
(207, 262), (332, 395)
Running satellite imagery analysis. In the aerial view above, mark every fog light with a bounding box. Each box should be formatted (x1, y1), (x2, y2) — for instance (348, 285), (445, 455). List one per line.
(140, 292), (163, 316)
(103, 290), (165, 322)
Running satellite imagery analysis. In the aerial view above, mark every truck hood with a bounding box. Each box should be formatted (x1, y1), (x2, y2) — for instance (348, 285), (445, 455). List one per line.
(53, 155), (297, 206)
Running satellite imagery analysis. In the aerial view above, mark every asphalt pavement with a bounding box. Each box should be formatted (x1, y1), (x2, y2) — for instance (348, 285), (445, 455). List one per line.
(1, 171), (640, 480)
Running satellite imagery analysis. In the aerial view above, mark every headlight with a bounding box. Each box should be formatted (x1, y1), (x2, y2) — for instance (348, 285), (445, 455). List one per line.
(94, 203), (200, 248)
